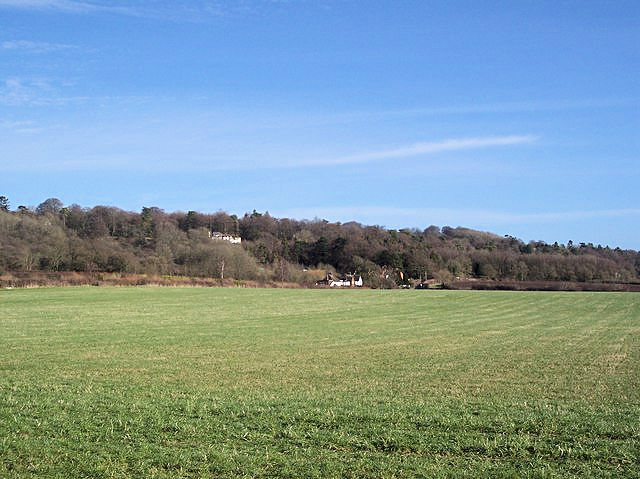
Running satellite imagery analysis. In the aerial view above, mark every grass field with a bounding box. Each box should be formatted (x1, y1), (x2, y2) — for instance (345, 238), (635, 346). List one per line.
(1, 287), (638, 477)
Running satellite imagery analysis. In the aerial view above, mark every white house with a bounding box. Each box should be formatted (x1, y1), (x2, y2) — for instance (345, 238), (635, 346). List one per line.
(329, 275), (363, 287)
(209, 232), (242, 244)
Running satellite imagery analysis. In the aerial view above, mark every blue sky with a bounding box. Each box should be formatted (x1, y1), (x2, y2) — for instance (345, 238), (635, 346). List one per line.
(1, 1), (639, 248)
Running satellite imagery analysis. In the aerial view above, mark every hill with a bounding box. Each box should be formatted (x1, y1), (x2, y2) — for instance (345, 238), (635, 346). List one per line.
(0, 197), (638, 287)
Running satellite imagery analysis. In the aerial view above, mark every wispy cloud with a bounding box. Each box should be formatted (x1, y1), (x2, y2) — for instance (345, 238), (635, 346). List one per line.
(0, 77), (53, 106)
(316, 135), (537, 166)
(201, 134), (537, 169)
(1, 40), (78, 53)
(0, 120), (538, 171)
(0, 0), (269, 20)
(298, 98), (640, 129)
(490, 209), (640, 223)
(0, 77), (85, 107)
(275, 206), (640, 227)
(376, 98), (640, 118)
(0, 76), (152, 106)
(0, 0), (139, 15)
(0, 118), (45, 133)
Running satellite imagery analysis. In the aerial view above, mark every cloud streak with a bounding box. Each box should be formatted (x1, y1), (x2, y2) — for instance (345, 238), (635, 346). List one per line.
(0, 0), (262, 20)
(0, 76), (153, 107)
(0, 126), (538, 171)
(0, 0), (139, 15)
(373, 98), (640, 119)
(1, 40), (78, 53)
(0, 118), (46, 133)
(319, 135), (537, 166)
(276, 206), (640, 227)
(291, 98), (640, 130)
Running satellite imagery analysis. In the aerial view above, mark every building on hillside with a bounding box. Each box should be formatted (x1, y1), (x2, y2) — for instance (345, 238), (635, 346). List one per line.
(316, 272), (363, 287)
(330, 276), (363, 287)
(315, 272), (334, 286)
(209, 231), (242, 244)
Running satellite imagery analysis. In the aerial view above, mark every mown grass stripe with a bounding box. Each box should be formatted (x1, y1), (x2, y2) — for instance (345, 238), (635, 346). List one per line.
(1, 287), (638, 477)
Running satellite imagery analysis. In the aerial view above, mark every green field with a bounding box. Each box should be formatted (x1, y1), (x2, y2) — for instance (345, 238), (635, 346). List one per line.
(1, 288), (638, 477)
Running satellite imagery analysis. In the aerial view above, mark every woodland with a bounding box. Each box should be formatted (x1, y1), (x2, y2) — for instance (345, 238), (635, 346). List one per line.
(1, 196), (638, 288)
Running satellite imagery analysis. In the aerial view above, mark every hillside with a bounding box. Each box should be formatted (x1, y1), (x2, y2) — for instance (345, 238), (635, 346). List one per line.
(0, 197), (638, 287)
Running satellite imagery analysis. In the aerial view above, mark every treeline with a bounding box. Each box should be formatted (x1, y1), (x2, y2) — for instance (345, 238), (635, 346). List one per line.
(1, 196), (639, 287)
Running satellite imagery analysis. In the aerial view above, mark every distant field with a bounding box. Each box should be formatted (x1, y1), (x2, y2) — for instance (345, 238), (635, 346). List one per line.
(1, 288), (638, 478)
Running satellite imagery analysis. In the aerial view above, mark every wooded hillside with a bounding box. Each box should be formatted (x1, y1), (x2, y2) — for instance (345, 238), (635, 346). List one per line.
(1, 196), (638, 287)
